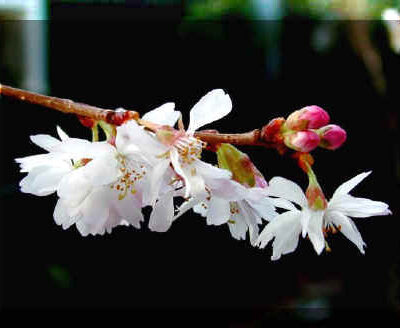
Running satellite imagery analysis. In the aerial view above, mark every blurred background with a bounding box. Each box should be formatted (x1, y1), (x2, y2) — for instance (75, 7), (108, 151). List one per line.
(1, 0), (400, 325)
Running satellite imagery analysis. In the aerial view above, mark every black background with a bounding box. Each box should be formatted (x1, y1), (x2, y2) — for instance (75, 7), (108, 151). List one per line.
(1, 3), (400, 325)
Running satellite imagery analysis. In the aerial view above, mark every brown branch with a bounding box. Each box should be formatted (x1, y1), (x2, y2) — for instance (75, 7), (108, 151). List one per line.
(0, 84), (139, 125)
(194, 130), (274, 148)
(0, 83), (281, 150)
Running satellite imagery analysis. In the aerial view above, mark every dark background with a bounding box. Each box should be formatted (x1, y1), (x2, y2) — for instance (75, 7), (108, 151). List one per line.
(1, 2), (400, 325)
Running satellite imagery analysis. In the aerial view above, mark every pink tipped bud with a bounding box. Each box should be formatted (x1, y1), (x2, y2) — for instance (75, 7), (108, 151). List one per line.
(284, 130), (320, 153)
(286, 105), (330, 130)
(317, 124), (347, 150)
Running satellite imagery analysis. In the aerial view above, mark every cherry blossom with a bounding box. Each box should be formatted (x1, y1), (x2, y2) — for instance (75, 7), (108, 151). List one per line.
(256, 173), (391, 260)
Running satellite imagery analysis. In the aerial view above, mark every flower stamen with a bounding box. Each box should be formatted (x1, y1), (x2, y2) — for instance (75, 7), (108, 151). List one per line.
(112, 155), (146, 200)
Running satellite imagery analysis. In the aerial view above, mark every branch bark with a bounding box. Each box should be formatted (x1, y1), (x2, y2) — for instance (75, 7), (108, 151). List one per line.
(0, 84), (139, 124)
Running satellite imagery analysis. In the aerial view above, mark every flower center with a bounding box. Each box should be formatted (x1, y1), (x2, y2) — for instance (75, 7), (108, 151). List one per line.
(323, 222), (342, 237)
(110, 155), (147, 200)
(174, 135), (204, 166)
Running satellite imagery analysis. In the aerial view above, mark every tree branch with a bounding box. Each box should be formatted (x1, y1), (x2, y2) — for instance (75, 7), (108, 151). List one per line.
(0, 84), (139, 124)
(0, 83), (280, 149)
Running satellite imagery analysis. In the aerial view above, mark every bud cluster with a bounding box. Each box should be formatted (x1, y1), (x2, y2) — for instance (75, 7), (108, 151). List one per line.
(271, 105), (347, 153)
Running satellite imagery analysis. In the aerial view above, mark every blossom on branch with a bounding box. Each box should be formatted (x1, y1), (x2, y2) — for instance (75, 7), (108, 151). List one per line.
(117, 89), (235, 232)
(15, 102), (181, 235)
(173, 143), (285, 244)
(7, 82), (391, 260)
(256, 172), (391, 260)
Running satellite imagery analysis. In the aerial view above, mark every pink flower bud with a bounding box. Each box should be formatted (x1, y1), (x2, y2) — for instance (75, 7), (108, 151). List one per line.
(317, 124), (347, 150)
(286, 105), (330, 130)
(284, 130), (320, 153)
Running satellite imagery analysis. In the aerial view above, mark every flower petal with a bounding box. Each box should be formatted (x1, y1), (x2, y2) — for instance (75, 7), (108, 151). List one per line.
(170, 148), (192, 198)
(116, 120), (167, 160)
(246, 197), (277, 222)
(237, 201), (260, 245)
(206, 197), (231, 225)
(268, 197), (297, 211)
(176, 195), (205, 221)
(193, 201), (208, 217)
(142, 102), (181, 127)
(306, 210), (325, 255)
(57, 169), (92, 207)
(148, 191), (174, 232)
(271, 219), (302, 261)
(16, 153), (70, 173)
(82, 151), (120, 187)
(148, 158), (171, 206)
(20, 164), (71, 196)
(187, 89), (232, 133)
(266, 177), (308, 208)
(113, 194), (144, 229)
(331, 171), (372, 199)
(53, 139), (114, 160)
(56, 126), (69, 141)
(75, 187), (112, 236)
(228, 217), (248, 241)
(329, 194), (391, 218)
(182, 166), (206, 199)
(194, 158), (232, 182)
(325, 210), (366, 254)
(300, 209), (310, 238)
(30, 134), (61, 152)
(256, 210), (302, 260)
(209, 179), (249, 201)
(54, 198), (81, 230)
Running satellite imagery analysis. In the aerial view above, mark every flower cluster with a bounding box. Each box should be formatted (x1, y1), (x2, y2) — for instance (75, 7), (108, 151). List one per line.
(15, 89), (391, 259)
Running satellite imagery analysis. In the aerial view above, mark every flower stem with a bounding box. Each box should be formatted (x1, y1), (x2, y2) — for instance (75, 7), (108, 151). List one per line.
(91, 124), (99, 142)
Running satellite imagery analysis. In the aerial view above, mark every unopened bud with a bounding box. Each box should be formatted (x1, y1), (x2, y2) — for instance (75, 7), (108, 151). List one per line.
(286, 105), (330, 131)
(284, 130), (320, 153)
(317, 124), (347, 150)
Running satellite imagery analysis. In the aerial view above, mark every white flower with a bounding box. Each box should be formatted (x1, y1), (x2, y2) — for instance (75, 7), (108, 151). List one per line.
(16, 102), (182, 236)
(323, 171), (391, 254)
(16, 126), (145, 235)
(256, 172), (392, 260)
(16, 126), (73, 196)
(54, 142), (147, 236)
(173, 179), (279, 244)
(256, 176), (325, 260)
(118, 89), (233, 207)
